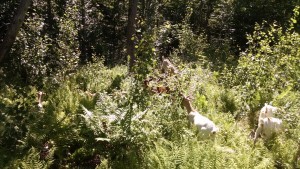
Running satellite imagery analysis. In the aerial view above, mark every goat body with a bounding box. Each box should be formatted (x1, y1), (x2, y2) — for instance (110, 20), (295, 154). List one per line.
(254, 104), (281, 144)
(181, 94), (219, 137)
(254, 117), (282, 143)
(188, 111), (219, 137)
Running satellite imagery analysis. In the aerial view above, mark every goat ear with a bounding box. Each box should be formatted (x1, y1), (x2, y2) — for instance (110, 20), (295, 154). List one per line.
(179, 92), (186, 98)
(187, 95), (194, 100)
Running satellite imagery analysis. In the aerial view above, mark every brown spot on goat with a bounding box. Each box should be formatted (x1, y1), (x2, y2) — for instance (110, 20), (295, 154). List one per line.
(143, 76), (171, 94)
(156, 86), (170, 94)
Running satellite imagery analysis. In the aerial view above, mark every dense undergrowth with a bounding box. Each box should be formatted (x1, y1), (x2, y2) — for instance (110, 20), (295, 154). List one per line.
(1, 59), (299, 168)
(1, 7), (300, 169)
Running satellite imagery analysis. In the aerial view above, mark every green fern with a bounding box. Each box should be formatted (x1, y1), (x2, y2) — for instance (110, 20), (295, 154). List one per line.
(9, 147), (53, 169)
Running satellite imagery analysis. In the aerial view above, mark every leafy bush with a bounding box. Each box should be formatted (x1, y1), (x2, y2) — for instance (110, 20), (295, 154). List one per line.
(221, 6), (300, 123)
(155, 22), (207, 63)
(219, 6), (300, 168)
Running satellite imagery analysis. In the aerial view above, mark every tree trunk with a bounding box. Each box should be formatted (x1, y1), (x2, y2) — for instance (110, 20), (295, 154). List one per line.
(79, 0), (88, 64)
(0, 0), (31, 63)
(127, 0), (138, 72)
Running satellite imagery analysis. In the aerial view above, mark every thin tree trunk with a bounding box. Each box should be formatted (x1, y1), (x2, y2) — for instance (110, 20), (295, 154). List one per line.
(79, 0), (87, 64)
(127, 0), (138, 72)
(0, 0), (31, 63)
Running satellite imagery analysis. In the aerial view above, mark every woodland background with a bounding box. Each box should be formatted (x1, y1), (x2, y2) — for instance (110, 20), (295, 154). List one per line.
(0, 0), (300, 168)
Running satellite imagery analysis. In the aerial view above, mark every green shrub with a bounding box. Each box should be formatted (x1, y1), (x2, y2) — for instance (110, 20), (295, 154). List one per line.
(221, 6), (300, 126)
(217, 7), (300, 168)
(7, 147), (54, 169)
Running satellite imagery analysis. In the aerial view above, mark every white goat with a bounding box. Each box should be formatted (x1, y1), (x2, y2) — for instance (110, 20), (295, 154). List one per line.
(254, 103), (282, 144)
(181, 95), (219, 138)
(162, 58), (178, 75)
(254, 117), (282, 144)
